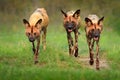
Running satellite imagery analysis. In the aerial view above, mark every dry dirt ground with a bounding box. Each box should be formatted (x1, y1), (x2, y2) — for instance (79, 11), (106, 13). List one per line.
(76, 56), (109, 70)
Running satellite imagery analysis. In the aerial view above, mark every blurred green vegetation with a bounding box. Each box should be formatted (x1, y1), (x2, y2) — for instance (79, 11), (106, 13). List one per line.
(0, 0), (120, 25)
(0, 0), (120, 34)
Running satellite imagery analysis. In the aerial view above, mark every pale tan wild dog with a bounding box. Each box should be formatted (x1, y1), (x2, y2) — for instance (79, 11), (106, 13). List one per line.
(85, 15), (104, 70)
(61, 9), (81, 57)
(23, 8), (49, 64)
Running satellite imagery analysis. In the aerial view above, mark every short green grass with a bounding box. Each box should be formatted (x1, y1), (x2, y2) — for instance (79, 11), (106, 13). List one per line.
(0, 24), (120, 80)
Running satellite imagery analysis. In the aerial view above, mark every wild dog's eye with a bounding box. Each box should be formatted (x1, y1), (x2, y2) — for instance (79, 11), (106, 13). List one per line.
(71, 21), (75, 26)
(28, 33), (30, 36)
(66, 21), (69, 23)
(91, 29), (94, 32)
(34, 33), (36, 36)
(71, 21), (74, 23)
(65, 21), (69, 26)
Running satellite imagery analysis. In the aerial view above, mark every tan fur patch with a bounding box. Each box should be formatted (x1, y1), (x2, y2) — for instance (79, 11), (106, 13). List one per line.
(29, 8), (49, 28)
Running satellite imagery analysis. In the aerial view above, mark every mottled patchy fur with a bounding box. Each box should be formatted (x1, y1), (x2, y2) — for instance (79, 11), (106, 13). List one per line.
(85, 14), (104, 70)
(23, 8), (49, 64)
(61, 9), (81, 57)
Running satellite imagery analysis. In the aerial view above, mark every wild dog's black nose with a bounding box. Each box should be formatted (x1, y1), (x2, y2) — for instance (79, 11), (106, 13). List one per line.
(68, 26), (72, 29)
(29, 37), (35, 42)
(94, 33), (99, 38)
(68, 23), (73, 29)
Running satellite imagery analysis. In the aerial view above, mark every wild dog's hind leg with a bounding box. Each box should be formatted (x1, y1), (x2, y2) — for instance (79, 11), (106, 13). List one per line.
(34, 37), (40, 64)
(74, 30), (79, 57)
(42, 27), (47, 50)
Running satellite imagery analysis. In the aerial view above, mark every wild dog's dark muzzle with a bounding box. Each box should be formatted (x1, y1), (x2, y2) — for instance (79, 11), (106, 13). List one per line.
(93, 30), (100, 40)
(68, 23), (73, 29)
(29, 37), (35, 42)
(94, 33), (99, 38)
(65, 22), (75, 32)
(94, 30), (100, 37)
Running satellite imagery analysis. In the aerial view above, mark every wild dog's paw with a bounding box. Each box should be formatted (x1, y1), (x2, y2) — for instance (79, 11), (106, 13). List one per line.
(96, 67), (100, 70)
(34, 60), (39, 64)
(89, 59), (94, 65)
(74, 48), (78, 57)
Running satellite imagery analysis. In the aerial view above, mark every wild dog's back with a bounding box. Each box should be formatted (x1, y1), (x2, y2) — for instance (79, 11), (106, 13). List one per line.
(29, 8), (49, 28)
(87, 14), (99, 24)
(37, 8), (49, 27)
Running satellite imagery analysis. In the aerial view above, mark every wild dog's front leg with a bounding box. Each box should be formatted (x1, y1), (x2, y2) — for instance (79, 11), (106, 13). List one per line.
(91, 40), (95, 64)
(87, 38), (94, 65)
(34, 37), (40, 64)
(42, 27), (47, 50)
(67, 32), (73, 55)
(32, 42), (36, 54)
(74, 30), (79, 57)
(96, 40), (100, 70)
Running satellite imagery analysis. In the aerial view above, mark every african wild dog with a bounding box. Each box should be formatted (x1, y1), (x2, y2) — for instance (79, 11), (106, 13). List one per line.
(85, 15), (104, 70)
(61, 9), (81, 57)
(23, 8), (49, 64)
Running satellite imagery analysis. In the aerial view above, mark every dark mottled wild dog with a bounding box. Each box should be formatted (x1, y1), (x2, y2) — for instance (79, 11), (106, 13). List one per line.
(61, 9), (81, 57)
(85, 15), (104, 70)
(23, 8), (49, 64)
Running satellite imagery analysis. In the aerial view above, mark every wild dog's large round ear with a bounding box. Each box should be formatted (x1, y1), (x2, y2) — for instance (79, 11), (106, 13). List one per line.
(35, 19), (42, 28)
(98, 16), (104, 25)
(85, 17), (93, 26)
(23, 19), (30, 27)
(61, 9), (67, 17)
(73, 9), (80, 18)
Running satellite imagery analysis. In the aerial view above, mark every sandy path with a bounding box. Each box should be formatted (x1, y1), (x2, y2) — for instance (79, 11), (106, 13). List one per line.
(76, 56), (109, 70)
